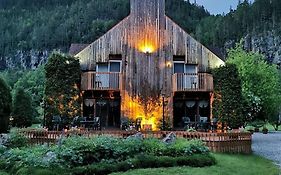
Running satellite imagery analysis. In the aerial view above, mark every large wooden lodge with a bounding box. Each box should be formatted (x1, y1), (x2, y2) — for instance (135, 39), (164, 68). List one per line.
(70, 0), (225, 130)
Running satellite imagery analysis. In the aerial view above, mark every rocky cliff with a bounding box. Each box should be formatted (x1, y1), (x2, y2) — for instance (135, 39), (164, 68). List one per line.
(0, 50), (49, 70)
(1, 31), (281, 70)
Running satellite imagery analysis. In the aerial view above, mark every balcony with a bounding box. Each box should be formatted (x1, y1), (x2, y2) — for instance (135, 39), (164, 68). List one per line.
(81, 72), (121, 91)
(172, 73), (213, 92)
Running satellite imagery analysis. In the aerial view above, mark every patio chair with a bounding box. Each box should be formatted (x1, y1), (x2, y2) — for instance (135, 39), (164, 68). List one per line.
(210, 118), (218, 131)
(93, 117), (101, 130)
(182, 117), (191, 129)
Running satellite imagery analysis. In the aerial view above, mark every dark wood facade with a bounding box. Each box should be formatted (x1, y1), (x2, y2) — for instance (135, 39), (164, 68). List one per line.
(75, 0), (224, 129)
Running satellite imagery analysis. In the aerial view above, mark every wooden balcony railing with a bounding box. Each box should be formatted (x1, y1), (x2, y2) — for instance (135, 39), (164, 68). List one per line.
(172, 73), (213, 92)
(81, 72), (121, 91)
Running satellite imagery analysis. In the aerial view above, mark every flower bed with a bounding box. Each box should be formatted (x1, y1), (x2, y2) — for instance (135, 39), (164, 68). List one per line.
(0, 134), (215, 175)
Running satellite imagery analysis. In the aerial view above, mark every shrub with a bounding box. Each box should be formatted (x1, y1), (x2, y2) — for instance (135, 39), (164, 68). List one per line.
(176, 154), (216, 167)
(142, 138), (166, 156)
(4, 131), (28, 148)
(0, 136), (212, 173)
(72, 154), (216, 175)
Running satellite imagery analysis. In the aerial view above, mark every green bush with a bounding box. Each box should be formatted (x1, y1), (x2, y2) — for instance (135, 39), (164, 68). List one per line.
(0, 136), (211, 173)
(72, 154), (216, 175)
(4, 131), (28, 148)
(175, 154), (216, 167)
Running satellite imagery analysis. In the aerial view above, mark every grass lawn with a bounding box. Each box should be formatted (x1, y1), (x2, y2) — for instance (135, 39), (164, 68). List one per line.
(112, 154), (280, 175)
(245, 123), (281, 132)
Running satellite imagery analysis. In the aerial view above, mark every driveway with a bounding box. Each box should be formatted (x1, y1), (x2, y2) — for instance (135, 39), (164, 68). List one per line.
(252, 132), (281, 167)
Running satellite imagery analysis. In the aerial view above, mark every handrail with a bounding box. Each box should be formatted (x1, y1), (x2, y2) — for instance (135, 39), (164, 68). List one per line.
(172, 73), (213, 92)
(81, 72), (121, 91)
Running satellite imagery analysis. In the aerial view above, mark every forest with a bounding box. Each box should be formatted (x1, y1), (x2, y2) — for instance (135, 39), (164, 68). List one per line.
(2, 0), (281, 62)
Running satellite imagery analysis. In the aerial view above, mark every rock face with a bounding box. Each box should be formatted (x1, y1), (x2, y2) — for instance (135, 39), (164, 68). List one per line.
(223, 30), (281, 67)
(243, 31), (281, 65)
(162, 132), (176, 144)
(222, 30), (281, 69)
(1, 31), (281, 71)
(0, 50), (49, 70)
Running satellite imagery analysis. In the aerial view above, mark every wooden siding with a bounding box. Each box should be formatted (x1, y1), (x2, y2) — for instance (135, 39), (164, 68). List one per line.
(75, 0), (225, 121)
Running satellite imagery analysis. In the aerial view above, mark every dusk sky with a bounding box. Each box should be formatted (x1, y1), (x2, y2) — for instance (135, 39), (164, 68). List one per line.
(193, 0), (254, 15)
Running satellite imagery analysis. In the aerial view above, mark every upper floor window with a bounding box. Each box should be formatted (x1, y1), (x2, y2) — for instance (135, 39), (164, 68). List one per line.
(96, 61), (121, 73)
(173, 61), (197, 74)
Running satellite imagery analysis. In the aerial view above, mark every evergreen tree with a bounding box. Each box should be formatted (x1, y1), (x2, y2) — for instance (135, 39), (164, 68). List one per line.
(12, 88), (33, 127)
(44, 52), (81, 129)
(213, 64), (244, 129)
(0, 77), (12, 133)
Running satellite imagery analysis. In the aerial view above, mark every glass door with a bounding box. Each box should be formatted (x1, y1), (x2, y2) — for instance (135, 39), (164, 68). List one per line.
(174, 62), (185, 89)
(185, 65), (198, 89)
(96, 63), (109, 88)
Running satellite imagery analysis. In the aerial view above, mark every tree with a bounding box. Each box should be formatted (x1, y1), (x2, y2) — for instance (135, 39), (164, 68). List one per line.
(44, 52), (81, 129)
(0, 77), (12, 133)
(227, 43), (281, 124)
(212, 64), (244, 129)
(12, 88), (33, 128)
(13, 66), (45, 123)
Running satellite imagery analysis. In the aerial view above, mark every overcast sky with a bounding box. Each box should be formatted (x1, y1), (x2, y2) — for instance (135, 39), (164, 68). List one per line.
(192, 0), (254, 15)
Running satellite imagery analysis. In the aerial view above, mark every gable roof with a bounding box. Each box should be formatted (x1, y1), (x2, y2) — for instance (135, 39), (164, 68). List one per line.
(69, 44), (89, 56)
(75, 0), (225, 70)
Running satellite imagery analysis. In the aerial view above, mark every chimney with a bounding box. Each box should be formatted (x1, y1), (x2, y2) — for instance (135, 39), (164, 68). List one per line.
(130, 0), (165, 18)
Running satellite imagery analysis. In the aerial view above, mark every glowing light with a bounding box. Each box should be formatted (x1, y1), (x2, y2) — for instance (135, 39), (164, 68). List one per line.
(122, 92), (163, 131)
(139, 44), (155, 54)
(166, 61), (172, 68)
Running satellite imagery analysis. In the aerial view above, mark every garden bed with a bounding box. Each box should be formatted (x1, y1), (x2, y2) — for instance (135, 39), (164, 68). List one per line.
(0, 133), (215, 175)
(21, 130), (252, 154)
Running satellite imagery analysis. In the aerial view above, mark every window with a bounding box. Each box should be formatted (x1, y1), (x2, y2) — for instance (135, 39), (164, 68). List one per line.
(96, 61), (121, 73)
(185, 65), (197, 74)
(174, 62), (184, 73)
(96, 63), (108, 72)
(110, 61), (121, 73)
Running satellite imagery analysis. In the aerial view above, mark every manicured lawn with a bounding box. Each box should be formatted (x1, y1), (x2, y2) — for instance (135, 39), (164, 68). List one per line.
(112, 154), (280, 175)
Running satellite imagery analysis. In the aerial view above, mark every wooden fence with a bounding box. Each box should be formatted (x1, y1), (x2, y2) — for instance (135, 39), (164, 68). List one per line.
(21, 130), (252, 154)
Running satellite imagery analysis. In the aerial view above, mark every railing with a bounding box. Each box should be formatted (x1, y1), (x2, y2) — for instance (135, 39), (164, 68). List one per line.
(172, 73), (213, 92)
(21, 130), (252, 154)
(81, 72), (121, 91)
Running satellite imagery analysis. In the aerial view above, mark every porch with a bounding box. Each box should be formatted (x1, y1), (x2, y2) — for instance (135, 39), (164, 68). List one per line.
(173, 92), (213, 131)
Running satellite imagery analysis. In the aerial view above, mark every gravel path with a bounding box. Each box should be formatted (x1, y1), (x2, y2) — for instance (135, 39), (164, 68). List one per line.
(252, 132), (281, 167)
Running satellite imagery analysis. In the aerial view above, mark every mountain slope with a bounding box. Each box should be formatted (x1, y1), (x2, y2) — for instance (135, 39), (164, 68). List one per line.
(0, 0), (280, 70)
